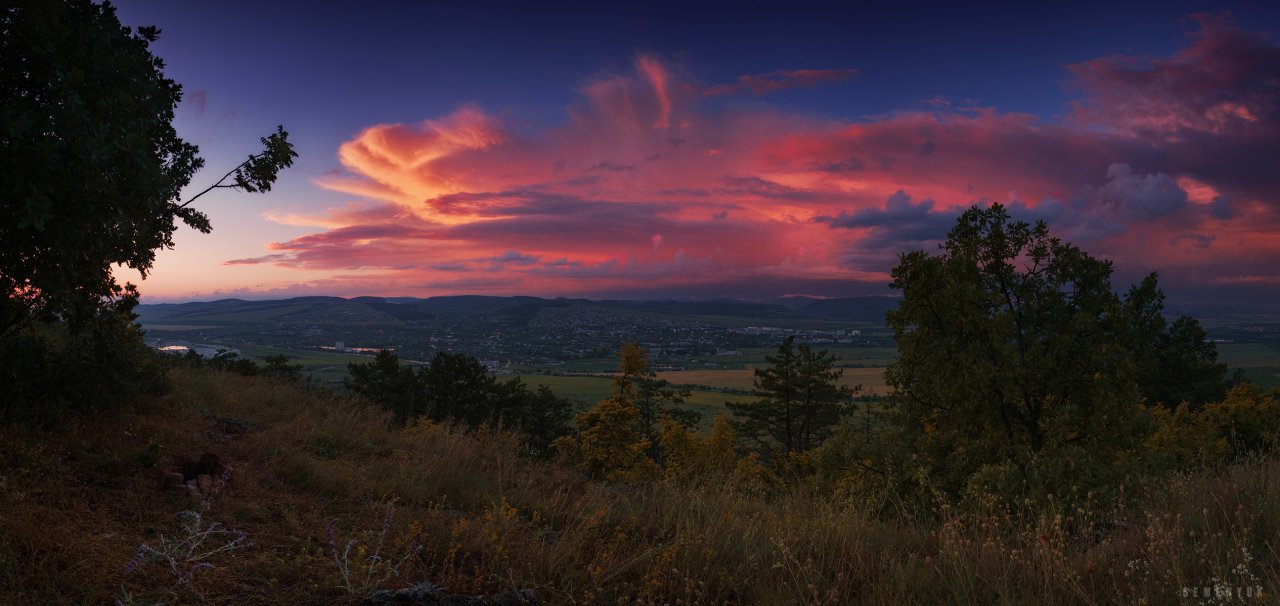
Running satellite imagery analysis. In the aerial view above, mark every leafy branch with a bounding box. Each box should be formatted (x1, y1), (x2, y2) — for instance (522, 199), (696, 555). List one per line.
(178, 125), (298, 209)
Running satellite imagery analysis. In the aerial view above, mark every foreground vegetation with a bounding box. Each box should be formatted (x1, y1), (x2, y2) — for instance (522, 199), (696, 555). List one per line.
(0, 368), (1276, 605)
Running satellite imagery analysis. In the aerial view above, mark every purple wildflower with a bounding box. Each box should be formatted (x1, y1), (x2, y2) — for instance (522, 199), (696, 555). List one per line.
(382, 502), (394, 534)
(122, 544), (151, 576)
(325, 518), (339, 556)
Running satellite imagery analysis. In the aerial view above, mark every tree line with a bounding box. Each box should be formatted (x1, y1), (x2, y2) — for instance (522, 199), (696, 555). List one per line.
(343, 351), (574, 456)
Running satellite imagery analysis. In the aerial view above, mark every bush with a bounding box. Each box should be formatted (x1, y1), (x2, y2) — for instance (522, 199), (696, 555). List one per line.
(1149, 383), (1280, 468)
(0, 301), (168, 428)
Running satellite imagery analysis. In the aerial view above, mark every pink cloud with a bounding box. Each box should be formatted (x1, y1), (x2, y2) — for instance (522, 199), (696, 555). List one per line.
(231, 22), (1280, 300)
(1069, 14), (1279, 140)
(1067, 13), (1280, 208)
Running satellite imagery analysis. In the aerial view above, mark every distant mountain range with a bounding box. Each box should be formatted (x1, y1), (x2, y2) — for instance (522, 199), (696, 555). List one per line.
(136, 295), (904, 326)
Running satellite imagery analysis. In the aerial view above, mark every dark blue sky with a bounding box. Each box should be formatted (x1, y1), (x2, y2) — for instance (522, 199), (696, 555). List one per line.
(115, 1), (1278, 130)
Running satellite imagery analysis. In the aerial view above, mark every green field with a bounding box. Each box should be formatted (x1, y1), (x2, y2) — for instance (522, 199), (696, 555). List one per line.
(509, 366), (892, 431)
(222, 345), (384, 388)
(731, 346), (898, 368)
(1217, 343), (1280, 389)
(234, 344), (380, 367)
(1217, 342), (1280, 367)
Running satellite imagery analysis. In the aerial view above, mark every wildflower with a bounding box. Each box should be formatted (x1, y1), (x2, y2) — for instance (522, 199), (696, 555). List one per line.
(122, 545), (151, 576)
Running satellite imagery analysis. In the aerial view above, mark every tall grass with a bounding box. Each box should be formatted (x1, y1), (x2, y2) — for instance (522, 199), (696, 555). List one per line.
(1, 367), (1277, 604)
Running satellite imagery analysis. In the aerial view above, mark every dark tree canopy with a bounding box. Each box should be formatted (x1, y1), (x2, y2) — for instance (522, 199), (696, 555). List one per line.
(884, 203), (1229, 498)
(0, 0), (295, 335)
(1, 0), (296, 425)
(348, 350), (573, 456)
(347, 350), (425, 425)
(419, 351), (499, 424)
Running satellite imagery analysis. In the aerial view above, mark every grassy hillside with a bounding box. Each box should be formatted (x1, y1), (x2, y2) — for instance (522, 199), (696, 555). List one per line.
(2, 369), (1278, 604)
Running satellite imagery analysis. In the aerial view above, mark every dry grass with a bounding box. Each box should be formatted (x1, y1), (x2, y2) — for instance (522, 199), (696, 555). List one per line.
(2, 368), (1278, 605)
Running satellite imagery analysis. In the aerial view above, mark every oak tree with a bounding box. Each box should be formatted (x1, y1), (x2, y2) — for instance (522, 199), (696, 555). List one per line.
(883, 203), (1224, 499)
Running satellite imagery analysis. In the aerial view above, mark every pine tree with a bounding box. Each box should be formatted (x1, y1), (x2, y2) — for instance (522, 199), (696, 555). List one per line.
(728, 337), (856, 455)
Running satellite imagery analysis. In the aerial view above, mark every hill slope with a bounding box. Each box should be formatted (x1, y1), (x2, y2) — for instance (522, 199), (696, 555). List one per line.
(1, 369), (1277, 604)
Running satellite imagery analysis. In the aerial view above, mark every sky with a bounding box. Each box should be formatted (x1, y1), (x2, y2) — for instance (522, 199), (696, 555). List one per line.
(109, 1), (1280, 304)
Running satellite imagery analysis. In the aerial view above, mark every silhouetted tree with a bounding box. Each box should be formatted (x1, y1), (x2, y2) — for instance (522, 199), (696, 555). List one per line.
(1, 0), (296, 337)
(491, 378), (574, 456)
(348, 350), (573, 455)
(348, 350), (424, 424)
(261, 354), (303, 381)
(419, 352), (498, 425)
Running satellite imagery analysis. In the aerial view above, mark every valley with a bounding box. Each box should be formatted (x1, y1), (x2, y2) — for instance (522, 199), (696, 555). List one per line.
(137, 295), (1280, 406)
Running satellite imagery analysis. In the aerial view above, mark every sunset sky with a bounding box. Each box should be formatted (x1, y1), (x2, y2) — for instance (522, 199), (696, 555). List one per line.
(111, 2), (1280, 303)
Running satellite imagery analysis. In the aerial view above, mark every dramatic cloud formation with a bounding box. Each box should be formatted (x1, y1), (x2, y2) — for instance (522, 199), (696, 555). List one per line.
(234, 17), (1280, 299)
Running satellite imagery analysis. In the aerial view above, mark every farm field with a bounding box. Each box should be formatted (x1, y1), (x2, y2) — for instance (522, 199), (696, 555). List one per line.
(234, 344), (382, 367)
(1217, 342), (1280, 389)
(659, 367), (889, 395)
(157, 338), (1280, 397)
(1217, 342), (1280, 367)
(509, 374), (744, 403)
(139, 324), (224, 331)
(510, 373), (742, 429)
(726, 346), (898, 368)
(221, 345), (387, 388)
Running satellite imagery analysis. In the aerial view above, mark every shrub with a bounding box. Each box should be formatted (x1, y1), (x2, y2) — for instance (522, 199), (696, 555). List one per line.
(0, 301), (167, 427)
(1149, 383), (1280, 468)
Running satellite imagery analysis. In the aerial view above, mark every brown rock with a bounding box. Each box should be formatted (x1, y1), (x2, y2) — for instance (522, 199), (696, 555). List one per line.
(160, 471), (185, 489)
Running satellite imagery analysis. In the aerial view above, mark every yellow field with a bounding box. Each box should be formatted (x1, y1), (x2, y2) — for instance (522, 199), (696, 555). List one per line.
(512, 368), (890, 411)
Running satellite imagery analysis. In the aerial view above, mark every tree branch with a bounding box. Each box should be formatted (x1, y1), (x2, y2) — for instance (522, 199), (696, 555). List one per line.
(177, 154), (257, 209)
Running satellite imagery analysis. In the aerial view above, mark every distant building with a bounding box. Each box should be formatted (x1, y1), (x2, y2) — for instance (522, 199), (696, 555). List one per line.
(335, 340), (346, 352)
